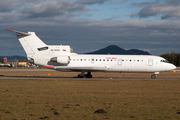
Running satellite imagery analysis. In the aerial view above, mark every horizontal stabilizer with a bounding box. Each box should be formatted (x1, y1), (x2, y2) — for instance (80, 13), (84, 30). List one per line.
(5, 29), (30, 36)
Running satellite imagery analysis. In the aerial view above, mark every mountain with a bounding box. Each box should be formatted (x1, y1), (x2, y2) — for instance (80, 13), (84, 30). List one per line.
(86, 45), (151, 55)
(0, 56), (27, 61)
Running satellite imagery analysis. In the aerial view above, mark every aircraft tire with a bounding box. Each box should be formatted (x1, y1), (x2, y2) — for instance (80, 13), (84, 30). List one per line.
(87, 74), (92, 78)
(86, 72), (92, 78)
(151, 74), (156, 79)
(78, 74), (84, 78)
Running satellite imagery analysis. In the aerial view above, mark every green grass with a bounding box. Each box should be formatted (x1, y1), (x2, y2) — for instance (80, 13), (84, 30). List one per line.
(0, 79), (180, 120)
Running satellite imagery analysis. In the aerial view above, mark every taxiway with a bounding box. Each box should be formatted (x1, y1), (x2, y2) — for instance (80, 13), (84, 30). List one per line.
(0, 76), (179, 80)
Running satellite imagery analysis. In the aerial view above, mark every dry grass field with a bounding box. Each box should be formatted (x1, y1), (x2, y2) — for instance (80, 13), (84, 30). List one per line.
(0, 79), (180, 120)
(0, 69), (180, 120)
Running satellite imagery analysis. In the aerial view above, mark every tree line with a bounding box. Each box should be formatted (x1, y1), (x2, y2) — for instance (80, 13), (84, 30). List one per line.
(0, 57), (3, 63)
(160, 52), (180, 67)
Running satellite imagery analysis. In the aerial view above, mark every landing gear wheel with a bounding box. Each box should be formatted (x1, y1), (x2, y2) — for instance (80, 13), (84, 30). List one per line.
(86, 72), (92, 78)
(77, 72), (92, 78)
(85, 74), (92, 78)
(151, 74), (156, 79)
(78, 74), (84, 78)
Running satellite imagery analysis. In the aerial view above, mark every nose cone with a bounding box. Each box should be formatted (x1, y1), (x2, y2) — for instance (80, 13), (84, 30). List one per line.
(169, 64), (176, 71)
(172, 64), (176, 70)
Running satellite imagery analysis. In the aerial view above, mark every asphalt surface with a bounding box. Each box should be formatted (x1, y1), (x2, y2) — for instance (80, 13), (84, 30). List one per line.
(0, 76), (179, 80)
(0, 69), (179, 80)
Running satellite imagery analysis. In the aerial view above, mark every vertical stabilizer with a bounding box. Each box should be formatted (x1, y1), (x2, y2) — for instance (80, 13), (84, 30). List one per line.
(17, 32), (46, 56)
(5, 29), (47, 57)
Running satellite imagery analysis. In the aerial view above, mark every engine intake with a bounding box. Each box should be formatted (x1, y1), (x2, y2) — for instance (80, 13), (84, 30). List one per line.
(50, 56), (70, 65)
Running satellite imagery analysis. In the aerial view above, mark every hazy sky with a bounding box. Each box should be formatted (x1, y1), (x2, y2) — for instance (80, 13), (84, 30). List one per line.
(0, 0), (180, 56)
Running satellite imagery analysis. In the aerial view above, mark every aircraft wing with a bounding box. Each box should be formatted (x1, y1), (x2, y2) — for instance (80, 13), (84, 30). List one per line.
(54, 66), (108, 72)
(5, 29), (30, 36)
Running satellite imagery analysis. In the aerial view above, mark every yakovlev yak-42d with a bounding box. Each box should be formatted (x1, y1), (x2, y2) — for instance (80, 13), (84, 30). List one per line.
(5, 29), (176, 79)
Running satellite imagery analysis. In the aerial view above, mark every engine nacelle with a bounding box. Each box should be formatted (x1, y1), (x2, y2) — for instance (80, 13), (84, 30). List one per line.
(27, 57), (34, 64)
(50, 56), (70, 65)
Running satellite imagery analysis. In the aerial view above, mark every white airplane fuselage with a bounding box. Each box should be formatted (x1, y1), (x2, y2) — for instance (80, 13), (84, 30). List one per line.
(35, 53), (175, 73)
(6, 29), (176, 78)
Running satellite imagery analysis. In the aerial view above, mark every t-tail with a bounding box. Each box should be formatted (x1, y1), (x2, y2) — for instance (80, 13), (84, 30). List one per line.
(5, 29), (73, 66)
(5, 29), (47, 63)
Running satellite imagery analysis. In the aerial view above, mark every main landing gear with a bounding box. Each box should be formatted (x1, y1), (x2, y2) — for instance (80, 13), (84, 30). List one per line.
(151, 72), (159, 79)
(77, 72), (92, 78)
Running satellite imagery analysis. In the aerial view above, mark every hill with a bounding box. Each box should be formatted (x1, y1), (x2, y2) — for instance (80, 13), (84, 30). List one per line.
(86, 45), (151, 55)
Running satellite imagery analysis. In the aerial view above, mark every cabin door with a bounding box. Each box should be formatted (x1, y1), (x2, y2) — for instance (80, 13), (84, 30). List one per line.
(148, 59), (153, 66)
(117, 58), (122, 66)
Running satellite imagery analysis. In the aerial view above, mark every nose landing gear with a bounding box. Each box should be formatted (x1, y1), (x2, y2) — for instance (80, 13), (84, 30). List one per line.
(151, 74), (156, 79)
(151, 72), (159, 79)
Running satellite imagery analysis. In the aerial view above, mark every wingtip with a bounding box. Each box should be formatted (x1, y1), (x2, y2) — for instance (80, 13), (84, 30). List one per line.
(5, 29), (13, 31)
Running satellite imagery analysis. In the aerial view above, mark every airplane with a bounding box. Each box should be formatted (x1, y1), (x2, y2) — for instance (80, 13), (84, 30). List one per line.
(5, 29), (176, 79)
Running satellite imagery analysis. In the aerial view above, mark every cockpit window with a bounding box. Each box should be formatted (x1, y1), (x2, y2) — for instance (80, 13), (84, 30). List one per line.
(37, 47), (48, 51)
(161, 60), (169, 63)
